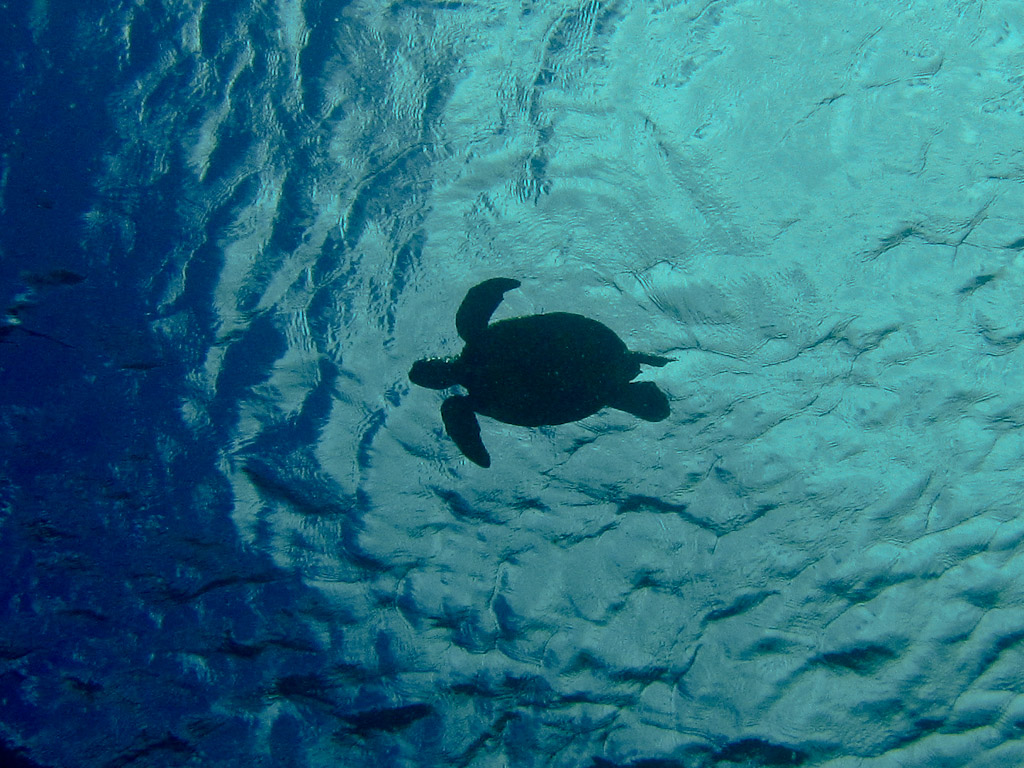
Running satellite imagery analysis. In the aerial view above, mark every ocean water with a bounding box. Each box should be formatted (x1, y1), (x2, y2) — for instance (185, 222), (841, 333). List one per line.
(3, 0), (1024, 766)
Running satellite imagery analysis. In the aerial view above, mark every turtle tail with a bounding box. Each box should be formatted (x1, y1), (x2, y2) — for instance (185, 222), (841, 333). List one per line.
(633, 352), (672, 367)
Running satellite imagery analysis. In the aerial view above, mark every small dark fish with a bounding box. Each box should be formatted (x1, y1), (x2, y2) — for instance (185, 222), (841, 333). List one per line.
(20, 269), (85, 288)
(341, 703), (433, 733)
(0, 324), (73, 349)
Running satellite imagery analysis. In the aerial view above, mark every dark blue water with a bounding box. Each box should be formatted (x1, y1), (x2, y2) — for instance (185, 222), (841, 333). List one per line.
(4, 2), (1024, 767)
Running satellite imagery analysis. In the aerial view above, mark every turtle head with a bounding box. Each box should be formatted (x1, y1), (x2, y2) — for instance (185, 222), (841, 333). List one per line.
(409, 357), (459, 390)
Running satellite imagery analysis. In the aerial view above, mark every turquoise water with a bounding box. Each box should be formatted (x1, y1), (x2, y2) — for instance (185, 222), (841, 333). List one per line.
(3, 1), (1024, 766)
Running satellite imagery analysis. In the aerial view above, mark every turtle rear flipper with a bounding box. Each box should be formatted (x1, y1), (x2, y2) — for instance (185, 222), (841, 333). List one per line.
(456, 278), (521, 342)
(441, 396), (491, 467)
(607, 381), (669, 422)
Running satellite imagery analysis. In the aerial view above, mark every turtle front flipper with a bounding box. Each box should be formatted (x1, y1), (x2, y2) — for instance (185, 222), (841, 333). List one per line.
(441, 396), (491, 467)
(455, 278), (521, 342)
(607, 381), (670, 422)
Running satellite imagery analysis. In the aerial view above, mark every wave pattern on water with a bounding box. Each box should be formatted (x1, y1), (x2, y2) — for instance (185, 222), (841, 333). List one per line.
(4, 0), (1024, 767)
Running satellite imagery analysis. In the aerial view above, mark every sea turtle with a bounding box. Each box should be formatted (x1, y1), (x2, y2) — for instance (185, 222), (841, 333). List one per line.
(409, 277), (671, 467)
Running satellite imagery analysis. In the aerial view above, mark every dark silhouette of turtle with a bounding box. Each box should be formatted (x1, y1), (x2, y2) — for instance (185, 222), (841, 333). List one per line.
(409, 277), (671, 467)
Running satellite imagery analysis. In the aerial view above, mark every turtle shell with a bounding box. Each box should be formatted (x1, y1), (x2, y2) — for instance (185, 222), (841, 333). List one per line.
(455, 312), (641, 427)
